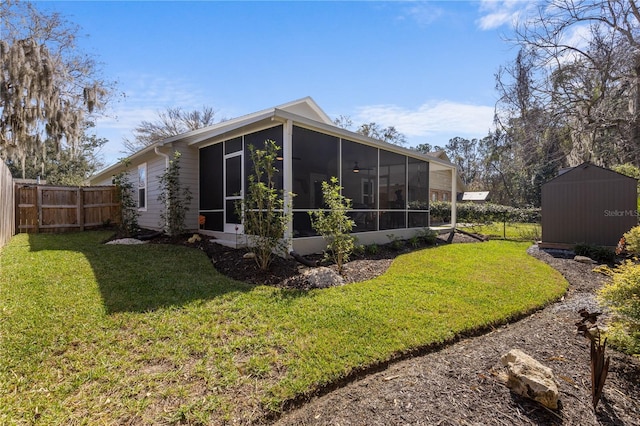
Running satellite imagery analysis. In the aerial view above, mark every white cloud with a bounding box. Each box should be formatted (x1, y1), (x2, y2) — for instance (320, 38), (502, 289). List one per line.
(353, 101), (495, 141)
(477, 0), (533, 30)
(397, 2), (444, 27)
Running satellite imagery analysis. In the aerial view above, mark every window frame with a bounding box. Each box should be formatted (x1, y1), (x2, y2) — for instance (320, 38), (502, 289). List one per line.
(138, 163), (147, 211)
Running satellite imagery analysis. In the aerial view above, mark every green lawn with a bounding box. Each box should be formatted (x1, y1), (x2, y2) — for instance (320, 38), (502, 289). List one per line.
(0, 231), (567, 424)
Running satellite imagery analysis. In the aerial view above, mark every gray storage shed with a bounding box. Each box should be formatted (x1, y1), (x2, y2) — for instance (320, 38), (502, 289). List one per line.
(541, 162), (638, 248)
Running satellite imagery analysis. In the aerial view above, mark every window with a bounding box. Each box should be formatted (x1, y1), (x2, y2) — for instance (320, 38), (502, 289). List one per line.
(138, 163), (147, 210)
(292, 126), (339, 210)
(199, 143), (224, 231)
(408, 158), (428, 210)
(244, 126), (284, 192)
(341, 140), (377, 209)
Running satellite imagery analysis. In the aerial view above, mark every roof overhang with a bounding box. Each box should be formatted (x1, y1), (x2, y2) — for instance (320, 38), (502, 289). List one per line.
(90, 97), (457, 183)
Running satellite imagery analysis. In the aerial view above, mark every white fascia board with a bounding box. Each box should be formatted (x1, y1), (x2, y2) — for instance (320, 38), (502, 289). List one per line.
(175, 98), (328, 146)
(90, 143), (161, 183)
(272, 109), (457, 172)
(184, 110), (277, 147)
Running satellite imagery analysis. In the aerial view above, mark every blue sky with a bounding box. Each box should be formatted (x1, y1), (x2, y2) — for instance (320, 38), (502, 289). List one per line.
(36, 1), (529, 166)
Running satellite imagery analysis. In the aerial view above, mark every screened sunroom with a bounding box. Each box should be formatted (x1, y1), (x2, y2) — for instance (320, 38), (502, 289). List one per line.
(195, 98), (458, 255)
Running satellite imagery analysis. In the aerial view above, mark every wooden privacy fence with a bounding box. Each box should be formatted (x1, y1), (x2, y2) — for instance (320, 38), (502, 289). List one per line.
(15, 185), (121, 233)
(0, 162), (14, 248)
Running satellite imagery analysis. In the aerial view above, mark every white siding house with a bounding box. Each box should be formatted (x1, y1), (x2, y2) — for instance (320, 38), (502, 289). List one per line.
(90, 97), (458, 254)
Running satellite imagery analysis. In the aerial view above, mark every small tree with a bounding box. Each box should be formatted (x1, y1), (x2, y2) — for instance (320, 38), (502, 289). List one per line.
(241, 140), (291, 270)
(113, 159), (139, 237)
(309, 177), (356, 274)
(158, 151), (192, 237)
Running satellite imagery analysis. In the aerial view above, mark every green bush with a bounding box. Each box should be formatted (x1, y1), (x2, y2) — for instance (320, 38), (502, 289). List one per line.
(158, 151), (192, 237)
(366, 243), (379, 255)
(113, 159), (139, 237)
(430, 201), (540, 225)
(623, 226), (640, 255)
(417, 227), (438, 245)
(598, 260), (640, 355)
(386, 233), (404, 251)
(574, 243), (615, 263)
(241, 140), (292, 270)
(309, 177), (356, 274)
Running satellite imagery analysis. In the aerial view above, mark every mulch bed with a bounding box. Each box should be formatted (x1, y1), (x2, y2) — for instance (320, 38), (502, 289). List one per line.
(141, 230), (640, 425)
(151, 230), (481, 288)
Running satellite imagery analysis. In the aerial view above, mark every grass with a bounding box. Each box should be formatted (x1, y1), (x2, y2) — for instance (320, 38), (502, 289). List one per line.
(460, 222), (542, 241)
(0, 231), (567, 424)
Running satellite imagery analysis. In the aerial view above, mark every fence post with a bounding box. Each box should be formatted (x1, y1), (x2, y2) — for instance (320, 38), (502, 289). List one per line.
(77, 187), (84, 231)
(36, 186), (42, 233)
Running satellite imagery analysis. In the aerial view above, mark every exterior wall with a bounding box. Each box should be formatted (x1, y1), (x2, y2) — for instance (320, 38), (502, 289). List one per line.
(138, 152), (166, 231)
(91, 145), (199, 232)
(542, 164), (638, 247)
(169, 142), (200, 232)
(430, 169), (451, 191)
(430, 189), (452, 202)
(430, 169), (457, 201)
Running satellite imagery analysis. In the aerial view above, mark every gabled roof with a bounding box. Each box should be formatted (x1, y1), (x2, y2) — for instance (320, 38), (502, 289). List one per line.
(152, 96), (333, 147)
(544, 162), (638, 185)
(91, 97), (457, 181)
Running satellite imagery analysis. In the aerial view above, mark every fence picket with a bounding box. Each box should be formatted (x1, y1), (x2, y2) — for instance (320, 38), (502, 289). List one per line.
(0, 162), (14, 249)
(14, 185), (120, 233)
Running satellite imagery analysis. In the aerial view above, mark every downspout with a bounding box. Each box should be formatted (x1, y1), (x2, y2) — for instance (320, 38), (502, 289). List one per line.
(155, 146), (171, 233)
(155, 145), (171, 168)
(451, 166), (457, 229)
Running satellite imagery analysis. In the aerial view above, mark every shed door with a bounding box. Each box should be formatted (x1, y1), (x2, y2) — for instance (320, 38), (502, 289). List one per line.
(224, 152), (243, 233)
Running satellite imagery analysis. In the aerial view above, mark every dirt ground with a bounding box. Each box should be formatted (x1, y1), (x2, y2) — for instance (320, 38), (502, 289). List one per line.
(153, 231), (640, 425)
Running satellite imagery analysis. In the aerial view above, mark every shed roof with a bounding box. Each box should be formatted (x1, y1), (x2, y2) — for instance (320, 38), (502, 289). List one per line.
(544, 162), (637, 185)
(462, 191), (489, 201)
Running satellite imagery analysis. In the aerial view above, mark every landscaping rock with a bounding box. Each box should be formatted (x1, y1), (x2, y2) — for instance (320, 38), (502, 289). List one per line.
(243, 252), (256, 260)
(574, 255), (596, 264)
(187, 234), (201, 243)
(106, 238), (147, 245)
(301, 267), (344, 289)
(500, 349), (559, 409)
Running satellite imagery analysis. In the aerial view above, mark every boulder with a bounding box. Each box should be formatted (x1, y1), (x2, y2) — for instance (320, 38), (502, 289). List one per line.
(187, 234), (202, 243)
(106, 238), (147, 245)
(500, 349), (559, 409)
(574, 255), (596, 264)
(301, 267), (344, 289)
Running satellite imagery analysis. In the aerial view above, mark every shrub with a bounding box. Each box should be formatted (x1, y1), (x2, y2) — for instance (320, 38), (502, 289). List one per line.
(429, 201), (541, 225)
(158, 151), (192, 237)
(366, 243), (379, 255)
(417, 227), (438, 245)
(574, 243), (616, 264)
(623, 226), (640, 255)
(386, 233), (404, 251)
(597, 260), (640, 355)
(309, 177), (356, 274)
(113, 159), (139, 237)
(241, 140), (292, 270)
